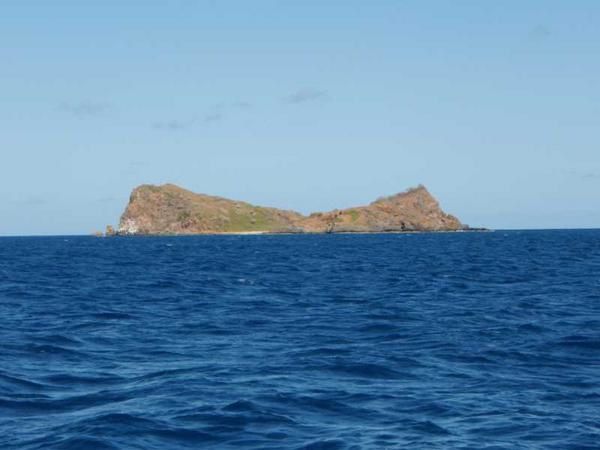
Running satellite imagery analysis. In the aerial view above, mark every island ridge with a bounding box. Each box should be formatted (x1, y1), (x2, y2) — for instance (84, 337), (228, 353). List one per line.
(108, 184), (469, 235)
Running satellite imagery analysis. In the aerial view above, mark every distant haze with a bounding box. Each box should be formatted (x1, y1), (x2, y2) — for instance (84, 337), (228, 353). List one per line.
(1, 1), (599, 235)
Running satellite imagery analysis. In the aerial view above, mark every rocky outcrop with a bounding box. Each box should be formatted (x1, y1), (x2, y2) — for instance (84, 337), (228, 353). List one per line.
(116, 183), (466, 235)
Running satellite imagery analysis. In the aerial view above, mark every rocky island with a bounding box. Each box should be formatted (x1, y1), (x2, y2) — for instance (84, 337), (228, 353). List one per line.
(110, 183), (470, 235)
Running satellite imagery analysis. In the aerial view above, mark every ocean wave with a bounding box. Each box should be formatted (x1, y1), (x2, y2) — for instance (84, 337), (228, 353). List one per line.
(1, 231), (599, 448)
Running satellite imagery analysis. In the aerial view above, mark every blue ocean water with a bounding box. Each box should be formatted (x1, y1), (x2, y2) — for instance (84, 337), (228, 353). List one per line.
(0, 231), (599, 449)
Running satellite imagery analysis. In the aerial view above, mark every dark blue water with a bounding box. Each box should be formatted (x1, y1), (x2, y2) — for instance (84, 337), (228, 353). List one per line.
(1, 231), (599, 449)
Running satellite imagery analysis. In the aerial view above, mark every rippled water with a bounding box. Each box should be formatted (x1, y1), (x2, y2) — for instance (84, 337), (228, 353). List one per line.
(0, 231), (599, 449)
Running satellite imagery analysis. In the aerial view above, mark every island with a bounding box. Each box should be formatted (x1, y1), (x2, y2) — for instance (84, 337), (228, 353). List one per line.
(104, 183), (477, 236)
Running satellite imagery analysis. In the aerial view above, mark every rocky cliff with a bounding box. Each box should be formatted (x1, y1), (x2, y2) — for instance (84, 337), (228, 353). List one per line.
(117, 183), (465, 235)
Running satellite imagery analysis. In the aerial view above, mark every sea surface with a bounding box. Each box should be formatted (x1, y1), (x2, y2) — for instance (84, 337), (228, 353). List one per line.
(0, 231), (599, 449)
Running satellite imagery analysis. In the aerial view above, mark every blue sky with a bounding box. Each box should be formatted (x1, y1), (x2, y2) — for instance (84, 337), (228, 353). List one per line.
(1, 1), (599, 235)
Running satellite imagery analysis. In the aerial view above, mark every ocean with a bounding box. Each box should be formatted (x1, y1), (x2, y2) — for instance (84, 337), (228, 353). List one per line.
(0, 231), (599, 449)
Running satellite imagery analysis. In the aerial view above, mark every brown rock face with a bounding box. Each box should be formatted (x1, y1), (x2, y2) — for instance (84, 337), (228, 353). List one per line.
(117, 184), (464, 235)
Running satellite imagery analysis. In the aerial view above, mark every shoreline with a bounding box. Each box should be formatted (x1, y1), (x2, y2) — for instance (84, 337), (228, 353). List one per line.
(107, 228), (492, 237)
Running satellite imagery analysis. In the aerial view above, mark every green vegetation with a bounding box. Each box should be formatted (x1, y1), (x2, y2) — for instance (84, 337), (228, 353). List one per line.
(347, 209), (360, 222)
(223, 207), (278, 232)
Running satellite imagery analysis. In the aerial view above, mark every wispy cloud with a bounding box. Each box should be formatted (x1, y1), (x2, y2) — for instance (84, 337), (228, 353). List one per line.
(204, 113), (222, 123)
(581, 172), (600, 180)
(59, 101), (110, 118)
(285, 88), (328, 104)
(152, 120), (192, 131)
(528, 25), (551, 41)
(566, 169), (600, 180)
(232, 101), (252, 109)
(151, 100), (246, 130)
(14, 195), (48, 206)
